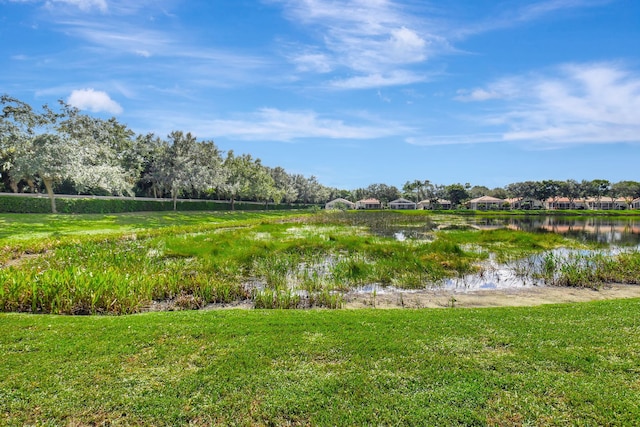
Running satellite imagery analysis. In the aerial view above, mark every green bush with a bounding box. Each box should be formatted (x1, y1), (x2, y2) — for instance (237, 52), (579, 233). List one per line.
(0, 194), (314, 214)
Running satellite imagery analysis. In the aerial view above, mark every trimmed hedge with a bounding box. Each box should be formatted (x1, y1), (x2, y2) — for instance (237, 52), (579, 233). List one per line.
(0, 195), (314, 214)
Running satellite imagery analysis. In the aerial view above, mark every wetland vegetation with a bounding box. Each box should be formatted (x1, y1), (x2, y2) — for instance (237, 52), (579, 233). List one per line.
(1, 210), (639, 314)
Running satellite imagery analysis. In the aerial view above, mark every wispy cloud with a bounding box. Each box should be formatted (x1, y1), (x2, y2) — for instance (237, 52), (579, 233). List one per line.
(453, 0), (613, 38)
(406, 133), (504, 146)
(57, 20), (173, 57)
(447, 62), (640, 146)
(47, 0), (108, 13)
(201, 108), (410, 142)
(330, 70), (428, 89)
(13, 0), (170, 15)
(270, 0), (446, 89)
(269, 0), (612, 90)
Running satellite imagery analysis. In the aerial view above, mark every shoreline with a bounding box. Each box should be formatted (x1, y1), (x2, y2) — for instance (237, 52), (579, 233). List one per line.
(343, 283), (640, 309)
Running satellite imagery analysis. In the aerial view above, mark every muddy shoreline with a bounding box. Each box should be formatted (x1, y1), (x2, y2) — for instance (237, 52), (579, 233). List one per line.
(143, 284), (640, 312)
(343, 284), (640, 309)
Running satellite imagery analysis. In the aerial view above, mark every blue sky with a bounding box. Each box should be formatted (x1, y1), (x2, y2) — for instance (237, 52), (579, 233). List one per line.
(2, 0), (639, 190)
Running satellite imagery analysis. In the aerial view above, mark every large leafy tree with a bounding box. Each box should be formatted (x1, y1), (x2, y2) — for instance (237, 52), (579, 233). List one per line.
(146, 131), (224, 210)
(558, 179), (582, 208)
(269, 166), (298, 204)
(402, 179), (437, 203)
(583, 179), (610, 209)
(364, 183), (400, 203)
(291, 174), (330, 205)
(55, 103), (136, 196)
(612, 181), (640, 208)
(1, 95), (132, 213)
(468, 185), (490, 199)
(224, 152), (257, 210)
(445, 183), (469, 207)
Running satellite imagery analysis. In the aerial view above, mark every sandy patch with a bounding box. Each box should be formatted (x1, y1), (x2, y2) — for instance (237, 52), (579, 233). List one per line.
(343, 284), (640, 309)
(144, 285), (640, 312)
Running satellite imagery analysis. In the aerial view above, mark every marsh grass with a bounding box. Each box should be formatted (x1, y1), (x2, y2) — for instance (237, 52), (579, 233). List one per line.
(1, 211), (637, 313)
(535, 250), (640, 289)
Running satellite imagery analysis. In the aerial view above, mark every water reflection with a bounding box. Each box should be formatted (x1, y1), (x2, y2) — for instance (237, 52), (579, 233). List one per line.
(465, 216), (640, 246)
(377, 215), (640, 246)
(442, 254), (541, 291)
(358, 215), (640, 293)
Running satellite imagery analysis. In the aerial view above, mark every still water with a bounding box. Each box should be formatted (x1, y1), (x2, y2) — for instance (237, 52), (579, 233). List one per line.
(371, 215), (640, 292)
(357, 211), (640, 246)
(464, 216), (640, 246)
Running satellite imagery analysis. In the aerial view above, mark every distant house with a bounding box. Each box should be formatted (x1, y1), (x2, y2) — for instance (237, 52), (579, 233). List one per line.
(585, 197), (627, 210)
(356, 198), (382, 209)
(388, 198), (416, 210)
(507, 197), (544, 210)
(468, 196), (506, 210)
(325, 198), (356, 210)
(417, 199), (452, 210)
(632, 198), (640, 210)
(545, 197), (587, 210)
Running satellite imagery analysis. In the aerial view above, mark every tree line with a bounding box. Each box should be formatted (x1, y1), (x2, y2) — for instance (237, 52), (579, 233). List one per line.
(2, 95), (639, 213)
(0, 95), (335, 212)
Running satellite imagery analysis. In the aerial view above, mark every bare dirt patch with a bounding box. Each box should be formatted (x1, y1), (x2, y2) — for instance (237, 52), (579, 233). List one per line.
(2, 252), (41, 268)
(146, 285), (640, 312)
(343, 284), (640, 309)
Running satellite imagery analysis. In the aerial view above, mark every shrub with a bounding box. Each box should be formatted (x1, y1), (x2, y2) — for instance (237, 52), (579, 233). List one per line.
(0, 195), (315, 214)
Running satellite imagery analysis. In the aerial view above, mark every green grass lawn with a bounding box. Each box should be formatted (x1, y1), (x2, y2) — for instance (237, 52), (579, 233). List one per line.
(2, 299), (640, 426)
(0, 210), (304, 242)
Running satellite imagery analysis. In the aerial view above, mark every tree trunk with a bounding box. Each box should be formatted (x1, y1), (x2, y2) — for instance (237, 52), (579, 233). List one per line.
(26, 179), (37, 193)
(43, 177), (57, 213)
(231, 196), (235, 211)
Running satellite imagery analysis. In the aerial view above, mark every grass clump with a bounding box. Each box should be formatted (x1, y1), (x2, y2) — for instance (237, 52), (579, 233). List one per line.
(537, 250), (640, 289)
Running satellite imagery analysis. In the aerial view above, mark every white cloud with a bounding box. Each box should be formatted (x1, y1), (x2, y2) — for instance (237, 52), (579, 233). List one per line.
(290, 52), (333, 73)
(271, 0), (440, 88)
(205, 108), (407, 141)
(135, 50), (151, 58)
(67, 88), (123, 114)
(330, 70), (426, 89)
(406, 134), (504, 146)
(454, 0), (613, 39)
(455, 88), (501, 102)
(58, 21), (172, 57)
(389, 27), (427, 62)
(453, 62), (640, 146)
(272, 0), (608, 90)
(46, 0), (108, 12)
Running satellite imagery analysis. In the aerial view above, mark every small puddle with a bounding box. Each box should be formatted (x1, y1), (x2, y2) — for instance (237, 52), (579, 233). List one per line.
(442, 254), (543, 291)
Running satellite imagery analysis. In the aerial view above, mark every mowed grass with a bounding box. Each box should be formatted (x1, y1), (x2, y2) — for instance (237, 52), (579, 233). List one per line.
(2, 299), (640, 426)
(0, 210), (303, 242)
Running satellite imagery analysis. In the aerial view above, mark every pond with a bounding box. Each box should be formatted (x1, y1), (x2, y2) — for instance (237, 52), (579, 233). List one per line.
(354, 214), (640, 294)
(464, 216), (640, 246)
(356, 212), (640, 246)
